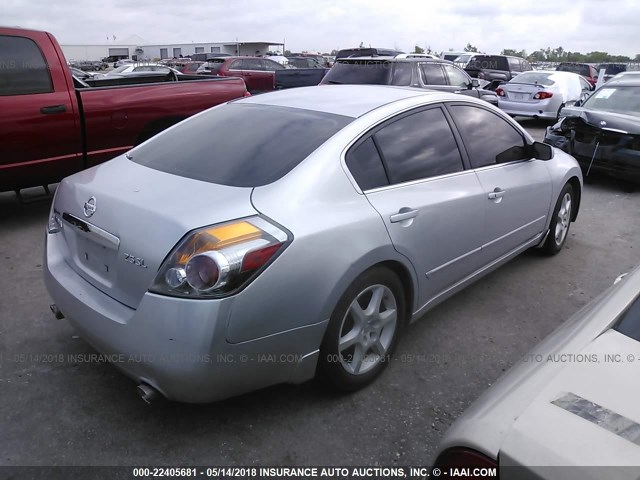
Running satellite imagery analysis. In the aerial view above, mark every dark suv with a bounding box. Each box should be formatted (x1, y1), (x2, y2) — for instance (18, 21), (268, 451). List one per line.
(320, 56), (499, 105)
(460, 54), (532, 89)
(556, 62), (599, 86)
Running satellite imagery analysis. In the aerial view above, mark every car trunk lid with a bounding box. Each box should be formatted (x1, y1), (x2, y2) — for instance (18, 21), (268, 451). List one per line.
(53, 155), (256, 309)
(502, 83), (547, 102)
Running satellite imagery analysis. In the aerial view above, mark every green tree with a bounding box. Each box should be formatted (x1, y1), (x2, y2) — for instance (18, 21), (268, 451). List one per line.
(464, 43), (479, 53)
(413, 45), (425, 54)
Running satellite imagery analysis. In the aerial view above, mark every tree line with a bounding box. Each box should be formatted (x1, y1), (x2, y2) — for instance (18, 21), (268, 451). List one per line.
(462, 43), (639, 63)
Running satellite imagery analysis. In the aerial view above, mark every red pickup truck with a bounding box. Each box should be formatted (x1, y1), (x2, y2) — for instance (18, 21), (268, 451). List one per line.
(0, 27), (250, 193)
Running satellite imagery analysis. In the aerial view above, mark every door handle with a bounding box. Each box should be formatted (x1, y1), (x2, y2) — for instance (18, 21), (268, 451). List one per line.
(390, 209), (419, 223)
(40, 105), (67, 115)
(488, 188), (506, 200)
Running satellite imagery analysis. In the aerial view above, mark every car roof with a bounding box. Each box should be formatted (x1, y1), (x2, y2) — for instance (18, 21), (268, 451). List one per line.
(236, 85), (451, 118)
(337, 56), (452, 64)
(607, 77), (640, 87)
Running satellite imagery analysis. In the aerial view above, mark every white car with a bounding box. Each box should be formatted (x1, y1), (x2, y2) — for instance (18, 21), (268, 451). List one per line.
(497, 70), (593, 120)
(95, 64), (181, 79)
(434, 265), (640, 478)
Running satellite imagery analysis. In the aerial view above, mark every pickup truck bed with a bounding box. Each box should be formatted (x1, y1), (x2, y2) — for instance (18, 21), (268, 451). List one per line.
(0, 27), (249, 193)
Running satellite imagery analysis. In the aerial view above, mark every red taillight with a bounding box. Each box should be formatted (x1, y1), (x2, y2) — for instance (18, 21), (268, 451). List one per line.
(434, 447), (498, 479)
(533, 91), (553, 99)
(495, 87), (505, 97)
(241, 243), (282, 272)
(243, 90), (252, 97)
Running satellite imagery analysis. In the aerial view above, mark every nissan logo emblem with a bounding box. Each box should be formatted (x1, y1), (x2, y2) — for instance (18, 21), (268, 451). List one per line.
(83, 196), (97, 218)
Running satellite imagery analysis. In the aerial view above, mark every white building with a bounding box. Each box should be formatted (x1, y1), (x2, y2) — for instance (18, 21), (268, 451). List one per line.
(61, 35), (285, 62)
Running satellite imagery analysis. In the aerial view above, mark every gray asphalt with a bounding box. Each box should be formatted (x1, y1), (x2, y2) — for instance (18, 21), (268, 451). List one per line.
(2, 119), (640, 467)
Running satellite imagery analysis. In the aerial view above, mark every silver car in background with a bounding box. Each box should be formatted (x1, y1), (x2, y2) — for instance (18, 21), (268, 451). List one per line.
(497, 70), (593, 120)
(433, 265), (640, 477)
(45, 86), (582, 403)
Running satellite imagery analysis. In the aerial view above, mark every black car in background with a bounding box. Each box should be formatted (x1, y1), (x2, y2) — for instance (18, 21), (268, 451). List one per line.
(545, 76), (640, 184)
(320, 56), (499, 105)
(459, 54), (532, 89)
(597, 63), (627, 82)
(287, 56), (325, 68)
(556, 62), (599, 86)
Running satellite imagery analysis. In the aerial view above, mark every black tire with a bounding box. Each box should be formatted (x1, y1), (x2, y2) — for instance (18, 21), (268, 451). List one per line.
(318, 266), (406, 391)
(541, 183), (574, 255)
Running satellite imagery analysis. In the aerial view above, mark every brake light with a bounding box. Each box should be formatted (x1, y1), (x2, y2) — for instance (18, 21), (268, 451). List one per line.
(533, 91), (553, 99)
(243, 90), (252, 97)
(151, 216), (290, 298)
(495, 87), (505, 97)
(434, 447), (498, 479)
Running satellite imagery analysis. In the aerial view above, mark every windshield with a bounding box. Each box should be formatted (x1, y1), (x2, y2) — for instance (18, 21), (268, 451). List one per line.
(322, 61), (411, 86)
(582, 86), (640, 117)
(130, 103), (353, 187)
(203, 59), (226, 73)
(510, 72), (556, 86)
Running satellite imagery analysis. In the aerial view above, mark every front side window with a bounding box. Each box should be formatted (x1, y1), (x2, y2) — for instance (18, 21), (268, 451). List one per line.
(373, 107), (464, 184)
(449, 105), (527, 168)
(443, 64), (469, 87)
(0, 35), (53, 95)
(262, 59), (284, 71)
(420, 63), (447, 85)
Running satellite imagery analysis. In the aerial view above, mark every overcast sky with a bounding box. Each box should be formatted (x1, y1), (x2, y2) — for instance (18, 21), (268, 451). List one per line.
(3, 0), (639, 56)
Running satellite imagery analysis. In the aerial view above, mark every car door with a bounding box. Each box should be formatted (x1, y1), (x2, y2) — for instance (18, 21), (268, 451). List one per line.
(447, 104), (552, 262)
(347, 105), (486, 308)
(227, 58), (254, 90)
(0, 33), (82, 190)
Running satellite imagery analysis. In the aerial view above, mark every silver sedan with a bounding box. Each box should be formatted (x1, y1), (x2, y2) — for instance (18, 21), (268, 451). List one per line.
(497, 70), (593, 120)
(45, 86), (583, 403)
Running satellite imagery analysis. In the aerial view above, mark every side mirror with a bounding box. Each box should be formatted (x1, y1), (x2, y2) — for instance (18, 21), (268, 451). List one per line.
(470, 78), (480, 88)
(531, 141), (554, 161)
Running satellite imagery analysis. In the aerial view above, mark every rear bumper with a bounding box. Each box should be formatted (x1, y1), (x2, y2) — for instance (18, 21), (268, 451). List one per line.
(498, 98), (559, 119)
(44, 231), (326, 403)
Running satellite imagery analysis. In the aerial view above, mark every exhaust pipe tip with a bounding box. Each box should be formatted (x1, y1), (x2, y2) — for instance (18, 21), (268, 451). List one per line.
(137, 383), (159, 404)
(50, 304), (65, 320)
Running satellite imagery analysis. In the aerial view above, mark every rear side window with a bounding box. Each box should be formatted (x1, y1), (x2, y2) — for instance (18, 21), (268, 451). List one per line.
(374, 107), (464, 184)
(345, 137), (389, 190)
(130, 103), (353, 187)
(0, 35), (53, 96)
(468, 55), (509, 71)
(508, 57), (521, 72)
(420, 63), (447, 85)
(449, 105), (527, 168)
(390, 63), (412, 86)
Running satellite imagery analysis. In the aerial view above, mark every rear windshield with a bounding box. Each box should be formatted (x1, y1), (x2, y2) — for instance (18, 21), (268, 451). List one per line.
(510, 72), (555, 86)
(323, 61), (410, 86)
(204, 59), (226, 74)
(557, 64), (590, 76)
(129, 103), (353, 187)
(615, 294), (640, 342)
(467, 55), (509, 71)
(582, 86), (640, 117)
(602, 64), (627, 75)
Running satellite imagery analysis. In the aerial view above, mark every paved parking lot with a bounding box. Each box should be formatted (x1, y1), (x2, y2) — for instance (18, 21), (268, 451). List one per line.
(2, 119), (640, 466)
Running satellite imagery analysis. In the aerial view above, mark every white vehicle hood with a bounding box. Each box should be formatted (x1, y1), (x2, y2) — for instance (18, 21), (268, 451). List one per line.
(500, 329), (640, 477)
